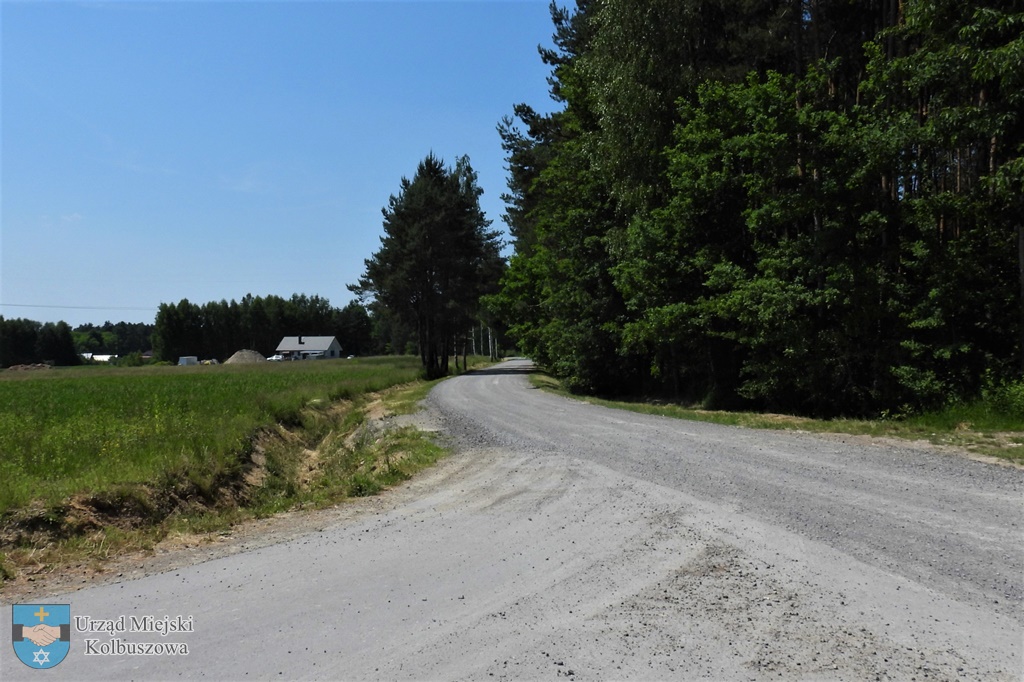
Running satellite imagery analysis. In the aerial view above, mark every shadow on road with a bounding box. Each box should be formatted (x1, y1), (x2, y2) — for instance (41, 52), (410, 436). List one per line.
(462, 360), (535, 377)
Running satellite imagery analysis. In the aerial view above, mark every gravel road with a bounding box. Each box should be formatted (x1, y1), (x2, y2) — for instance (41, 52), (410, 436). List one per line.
(2, 358), (1021, 680)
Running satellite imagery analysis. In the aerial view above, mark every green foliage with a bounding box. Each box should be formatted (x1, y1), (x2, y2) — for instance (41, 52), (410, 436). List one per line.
(985, 378), (1024, 419)
(0, 317), (80, 368)
(496, 0), (1023, 417)
(73, 321), (154, 356)
(491, 2), (645, 396)
(110, 352), (146, 367)
(335, 300), (374, 356)
(351, 154), (504, 379)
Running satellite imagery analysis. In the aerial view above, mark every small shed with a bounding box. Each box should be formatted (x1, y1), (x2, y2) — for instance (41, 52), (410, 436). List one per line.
(275, 336), (342, 360)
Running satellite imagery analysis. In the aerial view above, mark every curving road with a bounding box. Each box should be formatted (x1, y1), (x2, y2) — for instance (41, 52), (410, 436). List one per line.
(2, 358), (1021, 680)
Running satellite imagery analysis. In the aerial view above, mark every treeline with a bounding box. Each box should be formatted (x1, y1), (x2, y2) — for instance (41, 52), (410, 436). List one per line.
(492, 0), (1023, 416)
(153, 294), (374, 362)
(73, 321), (155, 356)
(0, 318), (157, 368)
(0, 318), (80, 367)
(3, 295), (392, 368)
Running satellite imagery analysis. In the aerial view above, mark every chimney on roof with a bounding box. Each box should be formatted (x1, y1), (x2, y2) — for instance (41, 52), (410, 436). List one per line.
(299, 336), (304, 345)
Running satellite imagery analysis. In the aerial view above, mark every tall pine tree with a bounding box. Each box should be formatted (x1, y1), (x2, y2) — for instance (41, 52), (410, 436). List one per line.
(351, 154), (502, 378)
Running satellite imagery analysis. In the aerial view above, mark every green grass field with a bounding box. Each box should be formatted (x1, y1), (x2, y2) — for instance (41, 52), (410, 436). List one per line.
(0, 357), (424, 515)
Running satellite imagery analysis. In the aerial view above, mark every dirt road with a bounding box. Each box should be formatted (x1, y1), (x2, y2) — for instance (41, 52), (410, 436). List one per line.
(2, 359), (1021, 680)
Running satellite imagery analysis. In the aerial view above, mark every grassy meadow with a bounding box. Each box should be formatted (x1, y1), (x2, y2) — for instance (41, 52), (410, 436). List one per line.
(0, 357), (424, 516)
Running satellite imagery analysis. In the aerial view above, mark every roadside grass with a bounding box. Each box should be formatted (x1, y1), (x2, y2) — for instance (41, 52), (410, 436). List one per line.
(529, 372), (1024, 464)
(0, 356), (492, 588)
(241, 396), (447, 517)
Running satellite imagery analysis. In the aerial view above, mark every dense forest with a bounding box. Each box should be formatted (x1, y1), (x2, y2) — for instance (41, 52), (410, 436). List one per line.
(152, 294), (374, 362)
(491, 0), (1023, 416)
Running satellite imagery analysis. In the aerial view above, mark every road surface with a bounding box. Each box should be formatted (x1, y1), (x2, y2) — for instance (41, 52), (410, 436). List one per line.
(2, 358), (1021, 680)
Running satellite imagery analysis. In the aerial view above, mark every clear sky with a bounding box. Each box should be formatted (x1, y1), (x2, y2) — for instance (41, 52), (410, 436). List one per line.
(1, 0), (558, 328)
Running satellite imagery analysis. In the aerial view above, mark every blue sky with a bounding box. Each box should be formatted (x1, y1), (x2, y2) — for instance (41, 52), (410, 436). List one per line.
(1, 0), (557, 327)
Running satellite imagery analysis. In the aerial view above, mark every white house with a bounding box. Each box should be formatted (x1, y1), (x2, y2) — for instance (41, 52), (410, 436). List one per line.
(275, 336), (342, 360)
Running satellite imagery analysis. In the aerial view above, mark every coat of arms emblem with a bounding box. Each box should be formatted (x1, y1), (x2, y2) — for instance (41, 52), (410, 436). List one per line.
(12, 604), (71, 669)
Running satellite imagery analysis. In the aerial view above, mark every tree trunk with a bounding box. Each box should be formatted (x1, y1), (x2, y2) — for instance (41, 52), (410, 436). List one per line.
(440, 325), (450, 376)
(419, 317), (428, 367)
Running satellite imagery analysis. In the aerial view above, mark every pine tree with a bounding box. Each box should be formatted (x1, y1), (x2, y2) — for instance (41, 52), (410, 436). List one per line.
(351, 154), (502, 378)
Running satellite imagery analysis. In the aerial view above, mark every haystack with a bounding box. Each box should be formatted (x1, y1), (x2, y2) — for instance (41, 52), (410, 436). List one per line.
(224, 349), (267, 364)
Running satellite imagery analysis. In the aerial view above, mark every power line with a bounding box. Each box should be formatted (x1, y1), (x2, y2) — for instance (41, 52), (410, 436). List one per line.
(0, 303), (156, 312)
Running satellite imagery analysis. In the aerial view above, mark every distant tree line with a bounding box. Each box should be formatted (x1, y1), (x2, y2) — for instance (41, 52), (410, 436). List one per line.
(2, 296), (401, 368)
(491, 0), (1022, 416)
(0, 317), (80, 367)
(0, 318), (160, 368)
(73, 321), (155, 356)
(152, 294), (374, 362)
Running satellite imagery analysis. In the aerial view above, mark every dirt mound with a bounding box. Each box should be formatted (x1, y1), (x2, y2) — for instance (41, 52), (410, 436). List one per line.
(224, 349), (267, 364)
(5, 364), (52, 371)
